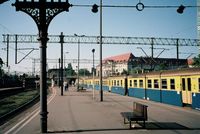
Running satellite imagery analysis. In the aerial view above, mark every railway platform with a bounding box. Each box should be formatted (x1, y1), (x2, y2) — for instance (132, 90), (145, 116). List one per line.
(1, 86), (200, 134)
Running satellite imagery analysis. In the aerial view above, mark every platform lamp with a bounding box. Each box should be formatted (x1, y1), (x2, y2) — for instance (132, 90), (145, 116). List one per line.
(92, 48), (95, 99)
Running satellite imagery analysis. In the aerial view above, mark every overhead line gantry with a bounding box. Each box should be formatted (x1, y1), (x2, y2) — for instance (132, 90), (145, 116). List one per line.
(3, 34), (199, 46)
(2, 34), (200, 67)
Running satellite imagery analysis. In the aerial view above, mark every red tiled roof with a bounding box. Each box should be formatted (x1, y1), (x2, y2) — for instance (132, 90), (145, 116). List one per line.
(103, 52), (134, 62)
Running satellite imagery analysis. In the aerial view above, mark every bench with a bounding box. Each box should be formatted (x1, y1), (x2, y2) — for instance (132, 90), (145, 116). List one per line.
(121, 102), (148, 129)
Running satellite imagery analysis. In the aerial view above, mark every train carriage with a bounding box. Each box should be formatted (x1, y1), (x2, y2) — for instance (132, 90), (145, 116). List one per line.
(156, 71), (183, 106)
(110, 76), (126, 95)
(128, 74), (146, 99)
(82, 68), (200, 110)
(82, 77), (111, 92)
(145, 72), (162, 103)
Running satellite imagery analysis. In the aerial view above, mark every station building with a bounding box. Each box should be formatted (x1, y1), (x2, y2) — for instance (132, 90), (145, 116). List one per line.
(96, 52), (188, 77)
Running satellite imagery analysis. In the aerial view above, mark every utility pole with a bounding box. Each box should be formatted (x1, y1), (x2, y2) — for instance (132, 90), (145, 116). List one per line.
(176, 39), (179, 68)
(12, 0), (71, 132)
(151, 38), (154, 70)
(74, 34), (85, 90)
(6, 34), (9, 67)
(15, 34), (17, 64)
(32, 58), (36, 76)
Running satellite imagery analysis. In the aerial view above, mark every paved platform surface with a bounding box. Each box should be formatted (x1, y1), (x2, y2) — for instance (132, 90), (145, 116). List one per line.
(1, 86), (200, 134)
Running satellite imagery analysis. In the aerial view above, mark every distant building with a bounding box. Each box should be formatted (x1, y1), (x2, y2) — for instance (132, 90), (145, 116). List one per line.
(96, 53), (134, 77)
(96, 52), (188, 77)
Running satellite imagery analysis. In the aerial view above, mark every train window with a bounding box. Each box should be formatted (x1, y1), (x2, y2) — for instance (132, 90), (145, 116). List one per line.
(117, 80), (119, 86)
(162, 79), (167, 89)
(114, 80), (116, 86)
(139, 80), (143, 88)
(199, 78), (200, 92)
(170, 79), (175, 90)
(148, 79), (152, 88)
(187, 78), (191, 91)
(129, 80), (132, 87)
(182, 78), (185, 91)
(134, 80), (137, 87)
(154, 79), (159, 88)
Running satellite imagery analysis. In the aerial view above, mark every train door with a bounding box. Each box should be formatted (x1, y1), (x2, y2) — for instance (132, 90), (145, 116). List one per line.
(124, 77), (128, 96)
(181, 78), (192, 105)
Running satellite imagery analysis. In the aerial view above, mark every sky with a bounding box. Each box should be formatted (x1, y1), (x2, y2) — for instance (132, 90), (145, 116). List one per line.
(0, 0), (198, 74)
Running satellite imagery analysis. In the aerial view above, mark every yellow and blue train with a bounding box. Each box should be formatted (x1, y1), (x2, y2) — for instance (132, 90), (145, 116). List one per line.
(81, 68), (200, 110)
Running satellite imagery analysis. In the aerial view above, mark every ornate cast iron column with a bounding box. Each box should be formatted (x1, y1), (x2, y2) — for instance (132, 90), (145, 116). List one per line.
(12, 0), (71, 133)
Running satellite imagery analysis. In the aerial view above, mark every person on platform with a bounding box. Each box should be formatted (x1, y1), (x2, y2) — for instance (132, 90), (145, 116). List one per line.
(64, 81), (68, 91)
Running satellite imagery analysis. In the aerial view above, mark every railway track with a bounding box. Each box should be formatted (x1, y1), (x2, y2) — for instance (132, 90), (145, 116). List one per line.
(0, 87), (26, 99)
(0, 89), (40, 125)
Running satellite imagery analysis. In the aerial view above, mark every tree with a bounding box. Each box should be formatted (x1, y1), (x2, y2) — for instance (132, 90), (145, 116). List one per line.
(121, 69), (128, 75)
(192, 54), (200, 67)
(0, 0), (8, 4)
(0, 57), (3, 68)
(155, 63), (168, 71)
(79, 68), (90, 76)
(0, 57), (4, 77)
(65, 63), (76, 76)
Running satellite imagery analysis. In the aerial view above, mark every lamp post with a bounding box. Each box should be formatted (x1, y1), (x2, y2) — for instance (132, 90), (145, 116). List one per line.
(60, 32), (64, 96)
(64, 52), (69, 79)
(64, 52), (69, 69)
(92, 0), (103, 101)
(74, 34), (85, 90)
(12, 0), (71, 132)
(99, 0), (103, 101)
(92, 49), (95, 99)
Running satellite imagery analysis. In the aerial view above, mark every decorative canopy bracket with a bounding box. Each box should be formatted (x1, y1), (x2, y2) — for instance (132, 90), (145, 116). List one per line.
(12, 0), (72, 31)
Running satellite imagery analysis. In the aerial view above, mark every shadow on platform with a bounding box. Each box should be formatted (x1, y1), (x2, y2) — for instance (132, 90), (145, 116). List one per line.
(48, 122), (200, 133)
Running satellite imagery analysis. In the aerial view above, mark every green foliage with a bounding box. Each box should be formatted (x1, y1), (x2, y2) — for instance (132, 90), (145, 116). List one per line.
(121, 69), (128, 75)
(192, 54), (200, 67)
(79, 68), (90, 76)
(65, 63), (76, 76)
(0, 90), (39, 116)
(0, 57), (3, 68)
(0, 57), (4, 77)
(155, 63), (168, 71)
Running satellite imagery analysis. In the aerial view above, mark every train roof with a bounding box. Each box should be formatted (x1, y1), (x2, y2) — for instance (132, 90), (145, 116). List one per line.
(130, 68), (200, 77)
(105, 68), (200, 78)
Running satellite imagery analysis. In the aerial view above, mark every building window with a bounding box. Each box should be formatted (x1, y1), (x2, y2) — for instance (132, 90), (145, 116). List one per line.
(121, 80), (123, 86)
(134, 80), (137, 87)
(162, 79), (167, 89)
(139, 80), (143, 88)
(154, 79), (159, 88)
(148, 79), (152, 88)
(170, 79), (175, 90)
